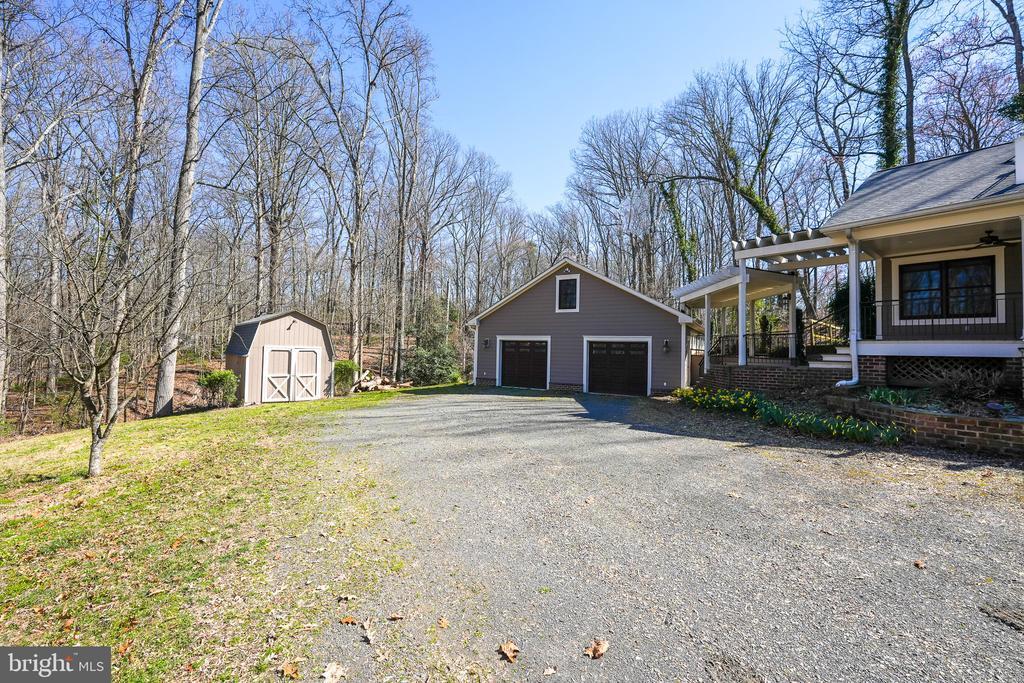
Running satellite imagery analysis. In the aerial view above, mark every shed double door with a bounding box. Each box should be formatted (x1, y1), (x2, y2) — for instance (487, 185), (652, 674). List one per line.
(263, 347), (320, 402)
(587, 341), (648, 396)
(500, 340), (548, 389)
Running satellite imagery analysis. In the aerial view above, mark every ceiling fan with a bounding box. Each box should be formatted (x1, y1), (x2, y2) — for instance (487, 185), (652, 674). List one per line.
(975, 229), (1017, 247)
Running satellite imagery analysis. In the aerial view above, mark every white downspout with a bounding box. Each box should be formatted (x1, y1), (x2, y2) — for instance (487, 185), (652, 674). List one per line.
(738, 259), (748, 366)
(704, 292), (713, 371)
(836, 235), (861, 388)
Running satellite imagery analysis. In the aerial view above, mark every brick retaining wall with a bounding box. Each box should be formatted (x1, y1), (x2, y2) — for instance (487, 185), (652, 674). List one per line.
(698, 364), (848, 394)
(825, 395), (1024, 457)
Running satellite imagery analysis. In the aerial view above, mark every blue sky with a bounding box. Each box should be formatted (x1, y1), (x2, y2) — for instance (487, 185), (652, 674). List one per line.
(411, 0), (814, 213)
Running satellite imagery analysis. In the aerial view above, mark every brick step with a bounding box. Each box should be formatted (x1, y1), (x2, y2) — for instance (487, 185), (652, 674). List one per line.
(807, 360), (852, 369)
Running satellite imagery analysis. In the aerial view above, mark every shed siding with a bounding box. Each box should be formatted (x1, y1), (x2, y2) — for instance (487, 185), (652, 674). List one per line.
(244, 314), (334, 403)
(476, 265), (684, 393)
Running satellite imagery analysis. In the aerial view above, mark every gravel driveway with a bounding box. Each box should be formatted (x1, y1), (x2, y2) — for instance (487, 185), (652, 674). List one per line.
(313, 388), (1024, 682)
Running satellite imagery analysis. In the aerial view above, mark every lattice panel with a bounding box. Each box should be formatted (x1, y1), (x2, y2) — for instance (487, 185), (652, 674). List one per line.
(888, 356), (1008, 388)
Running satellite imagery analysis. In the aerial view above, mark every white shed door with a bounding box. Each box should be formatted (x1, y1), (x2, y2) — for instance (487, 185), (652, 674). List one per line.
(262, 347), (320, 402)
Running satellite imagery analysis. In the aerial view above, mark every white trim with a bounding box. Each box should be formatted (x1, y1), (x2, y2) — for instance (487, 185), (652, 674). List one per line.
(582, 336), (652, 397)
(680, 326), (689, 389)
(243, 354), (250, 404)
(472, 326), (479, 385)
(471, 257), (691, 324)
(495, 335), (551, 390)
(889, 246), (1005, 326)
(859, 340), (1024, 358)
(260, 345), (321, 402)
(734, 235), (846, 260)
(555, 273), (580, 312)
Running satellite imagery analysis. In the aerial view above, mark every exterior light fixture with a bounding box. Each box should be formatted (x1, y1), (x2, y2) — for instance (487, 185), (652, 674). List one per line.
(483, 338), (490, 349)
(662, 339), (671, 353)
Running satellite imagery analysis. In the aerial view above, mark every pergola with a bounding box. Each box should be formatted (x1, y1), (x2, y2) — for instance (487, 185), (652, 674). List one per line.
(672, 262), (802, 368)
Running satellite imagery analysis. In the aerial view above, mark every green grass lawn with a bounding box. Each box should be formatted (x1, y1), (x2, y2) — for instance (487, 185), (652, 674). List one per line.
(0, 389), (423, 681)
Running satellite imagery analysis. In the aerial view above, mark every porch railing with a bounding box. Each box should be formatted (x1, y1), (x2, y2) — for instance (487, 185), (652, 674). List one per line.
(860, 292), (1023, 341)
(708, 333), (801, 366)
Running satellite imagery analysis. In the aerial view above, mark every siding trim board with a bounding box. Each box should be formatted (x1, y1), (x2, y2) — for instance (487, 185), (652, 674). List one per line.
(496, 335), (551, 390)
(583, 336), (652, 396)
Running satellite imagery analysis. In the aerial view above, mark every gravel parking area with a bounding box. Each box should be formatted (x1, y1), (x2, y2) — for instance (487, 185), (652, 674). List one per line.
(314, 388), (1024, 682)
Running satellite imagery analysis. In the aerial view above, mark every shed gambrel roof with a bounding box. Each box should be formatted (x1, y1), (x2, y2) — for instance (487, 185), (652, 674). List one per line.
(225, 309), (335, 357)
(468, 257), (692, 325)
(822, 141), (1024, 230)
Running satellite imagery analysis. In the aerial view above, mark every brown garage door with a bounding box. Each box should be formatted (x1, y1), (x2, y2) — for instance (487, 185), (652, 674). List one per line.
(588, 341), (648, 396)
(500, 340), (547, 389)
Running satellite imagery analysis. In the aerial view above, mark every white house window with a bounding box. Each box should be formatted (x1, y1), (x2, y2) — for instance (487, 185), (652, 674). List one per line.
(555, 274), (579, 312)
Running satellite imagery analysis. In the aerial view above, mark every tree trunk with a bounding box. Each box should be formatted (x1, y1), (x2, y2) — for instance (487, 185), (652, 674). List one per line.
(901, 31), (915, 164)
(153, 0), (218, 417)
(88, 416), (105, 478)
(0, 39), (9, 417)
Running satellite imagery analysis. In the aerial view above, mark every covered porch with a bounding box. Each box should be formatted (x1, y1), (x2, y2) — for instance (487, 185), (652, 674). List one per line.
(671, 264), (844, 371)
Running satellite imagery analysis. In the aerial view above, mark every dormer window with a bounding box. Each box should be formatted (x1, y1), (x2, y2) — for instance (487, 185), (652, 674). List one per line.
(555, 274), (579, 312)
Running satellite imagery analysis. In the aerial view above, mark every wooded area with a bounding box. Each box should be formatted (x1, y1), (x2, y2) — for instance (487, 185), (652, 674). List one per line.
(1, 0), (1022, 470)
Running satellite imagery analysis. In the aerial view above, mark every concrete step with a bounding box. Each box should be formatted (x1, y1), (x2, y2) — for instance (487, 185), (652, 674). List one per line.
(835, 346), (851, 355)
(819, 353), (852, 363)
(808, 359), (852, 369)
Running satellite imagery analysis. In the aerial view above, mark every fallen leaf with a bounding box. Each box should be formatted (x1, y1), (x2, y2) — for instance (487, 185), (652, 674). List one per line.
(170, 538), (182, 550)
(339, 616), (358, 626)
(436, 617), (450, 629)
(84, 551), (97, 560)
(498, 640), (520, 663)
(913, 559), (926, 570)
(277, 662), (299, 680)
(387, 613), (404, 621)
(726, 492), (740, 499)
(321, 661), (347, 682)
(337, 594), (358, 603)
(583, 639), (609, 660)
(543, 665), (557, 675)
(361, 618), (376, 645)
(117, 640), (132, 656)
(62, 618), (74, 631)
(146, 587), (168, 597)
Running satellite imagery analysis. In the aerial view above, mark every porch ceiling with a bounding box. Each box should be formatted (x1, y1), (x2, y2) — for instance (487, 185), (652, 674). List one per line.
(859, 217), (1022, 256)
(673, 266), (797, 309)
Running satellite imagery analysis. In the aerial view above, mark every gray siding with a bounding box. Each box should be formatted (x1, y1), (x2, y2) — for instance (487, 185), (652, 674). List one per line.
(876, 244), (1022, 340)
(475, 265), (685, 393)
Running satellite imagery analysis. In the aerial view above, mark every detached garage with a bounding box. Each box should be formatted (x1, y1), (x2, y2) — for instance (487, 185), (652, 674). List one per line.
(469, 258), (693, 396)
(224, 310), (335, 405)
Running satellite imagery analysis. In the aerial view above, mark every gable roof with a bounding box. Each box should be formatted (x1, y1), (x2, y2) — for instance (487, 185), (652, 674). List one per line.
(822, 141), (1024, 231)
(468, 257), (692, 325)
(225, 309), (334, 357)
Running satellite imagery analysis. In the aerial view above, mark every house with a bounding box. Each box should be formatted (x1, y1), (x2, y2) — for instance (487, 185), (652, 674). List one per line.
(225, 310), (335, 405)
(673, 138), (1024, 397)
(469, 258), (694, 396)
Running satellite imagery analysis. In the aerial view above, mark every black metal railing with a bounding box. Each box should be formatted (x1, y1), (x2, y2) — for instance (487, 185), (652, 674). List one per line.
(860, 292), (1023, 341)
(707, 333), (802, 366)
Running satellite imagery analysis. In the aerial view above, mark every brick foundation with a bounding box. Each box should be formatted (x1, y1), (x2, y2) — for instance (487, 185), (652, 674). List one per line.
(698, 364), (848, 394)
(858, 355), (887, 386)
(549, 383), (584, 392)
(475, 378), (496, 387)
(825, 395), (1024, 457)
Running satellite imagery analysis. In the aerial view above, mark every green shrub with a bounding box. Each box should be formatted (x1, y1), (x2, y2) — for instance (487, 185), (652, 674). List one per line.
(674, 386), (901, 446)
(197, 369), (239, 408)
(867, 387), (920, 406)
(403, 344), (462, 386)
(333, 359), (361, 394)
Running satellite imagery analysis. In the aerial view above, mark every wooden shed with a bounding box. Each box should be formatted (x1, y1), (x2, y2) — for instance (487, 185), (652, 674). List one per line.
(224, 310), (335, 405)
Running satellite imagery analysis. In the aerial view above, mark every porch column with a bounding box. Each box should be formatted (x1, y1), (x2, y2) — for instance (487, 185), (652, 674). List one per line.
(788, 280), (798, 360)
(738, 258), (748, 366)
(1020, 217), (1024, 340)
(848, 237), (861, 370)
(704, 292), (713, 370)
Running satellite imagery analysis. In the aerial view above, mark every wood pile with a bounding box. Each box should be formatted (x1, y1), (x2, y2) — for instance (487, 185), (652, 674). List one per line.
(350, 370), (413, 392)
